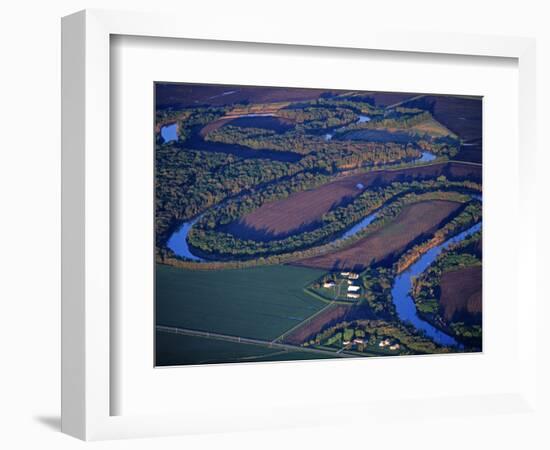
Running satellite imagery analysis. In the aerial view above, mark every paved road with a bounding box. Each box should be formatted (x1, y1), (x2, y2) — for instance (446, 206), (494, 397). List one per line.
(156, 325), (353, 358)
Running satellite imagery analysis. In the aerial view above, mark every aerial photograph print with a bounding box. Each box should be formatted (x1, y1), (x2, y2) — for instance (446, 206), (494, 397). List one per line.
(155, 83), (483, 366)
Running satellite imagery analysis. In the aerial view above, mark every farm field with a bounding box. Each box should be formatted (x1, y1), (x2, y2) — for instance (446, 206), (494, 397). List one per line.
(440, 265), (482, 321)
(156, 332), (334, 366)
(400, 95), (482, 141)
(292, 200), (463, 271)
(282, 304), (352, 345)
(399, 94), (483, 163)
(156, 264), (327, 340)
(225, 162), (481, 241)
(362, 91), (419, 107)
(409, 116), (454, 137)
(156, 332), (277, 366)
(155, 83), (335, 109)
(344, 115), (453, 140)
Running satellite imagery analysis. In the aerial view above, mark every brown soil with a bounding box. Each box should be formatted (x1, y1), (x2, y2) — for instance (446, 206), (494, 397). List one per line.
(155, 84), (335, 109)
(292, 200), (462, 271)
(282, 304), (352, 345)
(226, 162), (481, 241)
(439, 266), (482, 321)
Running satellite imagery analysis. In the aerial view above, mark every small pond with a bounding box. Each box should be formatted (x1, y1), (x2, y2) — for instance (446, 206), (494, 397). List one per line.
(160, 123), (178, 143)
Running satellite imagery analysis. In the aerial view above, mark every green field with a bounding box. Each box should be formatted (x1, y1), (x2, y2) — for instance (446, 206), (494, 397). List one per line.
(156, 332), (335, 366)
(156, 332), (278, 365)
(156, 264), (327, 340)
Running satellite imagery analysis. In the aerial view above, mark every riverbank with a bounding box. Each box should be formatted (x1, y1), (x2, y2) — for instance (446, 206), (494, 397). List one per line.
(390, 222), (482, 348)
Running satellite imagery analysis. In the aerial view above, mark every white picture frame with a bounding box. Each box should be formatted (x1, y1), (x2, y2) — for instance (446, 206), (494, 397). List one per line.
(61, 9), (538, 441)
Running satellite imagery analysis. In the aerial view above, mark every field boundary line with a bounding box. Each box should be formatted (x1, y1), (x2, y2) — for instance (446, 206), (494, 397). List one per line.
(384, 94), (426, 110)
(271, 300), (340, 344)
(448, 159), (482, 167)
(157, 325), (351, 358)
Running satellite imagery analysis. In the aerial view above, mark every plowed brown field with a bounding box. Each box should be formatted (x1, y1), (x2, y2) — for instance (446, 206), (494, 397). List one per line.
(226, 162), (480, 241)
(282, 304), (352, 345)
(292, 200), (462, 271)
(440, 266), (482, 321)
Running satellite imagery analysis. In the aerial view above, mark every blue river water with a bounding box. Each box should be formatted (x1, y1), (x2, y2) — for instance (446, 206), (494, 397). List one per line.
(339, 212), (378, 240)
(325, 114), (370, 141)
(391, 221), (482, 347)
(166, 218), (204, 262)
(160, 123), (178, 143)
(417, 151), (436, 162)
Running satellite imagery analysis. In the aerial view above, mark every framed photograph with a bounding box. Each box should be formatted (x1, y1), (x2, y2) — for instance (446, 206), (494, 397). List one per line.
(62, 9), (538, 441)
(154, 82), (483, 367)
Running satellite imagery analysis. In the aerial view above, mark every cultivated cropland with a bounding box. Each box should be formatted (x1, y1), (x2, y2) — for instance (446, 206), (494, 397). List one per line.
(155, 83), (483, 365)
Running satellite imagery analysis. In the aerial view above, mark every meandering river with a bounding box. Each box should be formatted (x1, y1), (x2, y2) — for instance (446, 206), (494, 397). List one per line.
(339, 212), (378, 240)
(167, 210), (380, 262)
(390, 221), (482, 347)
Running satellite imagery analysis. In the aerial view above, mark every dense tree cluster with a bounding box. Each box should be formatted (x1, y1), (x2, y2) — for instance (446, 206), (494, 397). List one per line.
(360, 267), (396, 316)
(204, 124), (423, 165)
(172, 106), (229, 142)
(305, 319), (452, 355)
(155, 146), (300, 245)
(276, 106), (357, 130)
(365, 110), (433, 130)
(314, 97), (383, 115)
